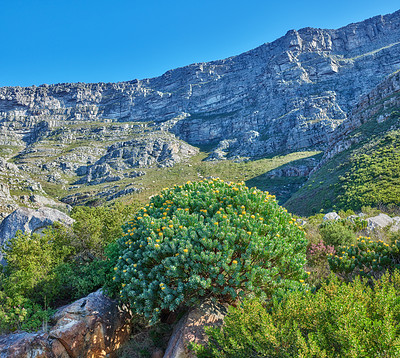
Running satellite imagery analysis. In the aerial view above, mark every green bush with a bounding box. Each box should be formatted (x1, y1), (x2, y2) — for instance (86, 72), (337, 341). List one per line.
(0, 202), (135, 333)
(68, 202), (136, 259)
(0, 291), (54, 333)
(1, 230), (72, 304)
(111, 179), (307, 323)
(328, 236), (400, 279)
(192, 272), (400, 357)
(319, 220), (357, 248)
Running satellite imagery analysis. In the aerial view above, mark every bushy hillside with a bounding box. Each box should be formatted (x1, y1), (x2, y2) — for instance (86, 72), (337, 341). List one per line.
(285, 109), (400, 216)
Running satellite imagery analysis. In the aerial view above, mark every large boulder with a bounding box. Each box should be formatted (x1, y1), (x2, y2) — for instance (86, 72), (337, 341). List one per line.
(390, 217), (400, 232)
(0, 206), (74, 263)
(0, 290), (132, 358)
(323, 212), (341, 221)
(367, 213), (394, 231)
(164, 300), (228, 358)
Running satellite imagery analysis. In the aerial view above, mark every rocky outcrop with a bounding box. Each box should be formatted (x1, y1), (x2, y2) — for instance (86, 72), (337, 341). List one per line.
(164, 300), (228, 358)
(367, 214), (399, 231)
(0, 290), (132, 358)
(313, 70), (400, 173)
(74, 133), (198, 185)
(0, 10), (400, 161)
(323, 212), (341, 221)
(0, 207), (73, 262)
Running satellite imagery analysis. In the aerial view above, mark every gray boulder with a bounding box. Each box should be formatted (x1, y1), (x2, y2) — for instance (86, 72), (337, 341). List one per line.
(390, 217), (400, 232)
(164, 300), (228, 358)
(0, 207), (74, 263)
(367, 213), (393, 231)
(323, 212), (341, 221)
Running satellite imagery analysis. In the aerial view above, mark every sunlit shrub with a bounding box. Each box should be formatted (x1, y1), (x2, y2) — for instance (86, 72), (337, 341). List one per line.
(192, 272), (400, 357)
(111, 179), (307, 323)
(328, 236), (400, 279)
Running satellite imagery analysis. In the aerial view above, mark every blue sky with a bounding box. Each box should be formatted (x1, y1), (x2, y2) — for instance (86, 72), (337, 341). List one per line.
(0, 0), (399, 87)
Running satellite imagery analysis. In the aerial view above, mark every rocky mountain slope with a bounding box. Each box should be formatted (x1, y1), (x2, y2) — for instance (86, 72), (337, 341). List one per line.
(0, 10), (400, 213)
(285, 70), (400, 215)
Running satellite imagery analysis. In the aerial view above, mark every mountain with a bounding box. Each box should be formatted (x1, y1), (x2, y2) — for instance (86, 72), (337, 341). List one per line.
(0, 10), (400, 213)
(285, 70), (400, 215)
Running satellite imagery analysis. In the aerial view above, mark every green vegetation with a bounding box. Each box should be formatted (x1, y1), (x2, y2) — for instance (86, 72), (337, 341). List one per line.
(114, 150), (320, 207)
(319, 220), (358, 248)
(110, 179), (307, 324)
(192, 272), (400, 357)
(336, 131), (400, 211)
(0, 203), (135, 333)
(329, 236), (400, 280)
(286, 111), (400, 215)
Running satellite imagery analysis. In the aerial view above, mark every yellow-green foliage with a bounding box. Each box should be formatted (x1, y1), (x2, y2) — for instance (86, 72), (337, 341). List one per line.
(193, 272), (400, 357)
(111, 179), (307, 323)
(0, 202), (135, 333)
(337, 131), (400, 211)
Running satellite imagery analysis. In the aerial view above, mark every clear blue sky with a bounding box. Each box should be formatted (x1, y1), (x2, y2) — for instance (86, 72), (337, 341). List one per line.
(0, 0), (399, 87)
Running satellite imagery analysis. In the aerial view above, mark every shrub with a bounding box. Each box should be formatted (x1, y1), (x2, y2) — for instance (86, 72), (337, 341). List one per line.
(68, 202), (136, 259)
(111, 179), (307, 323)
(1, 230), (72, 303)
(328, 236), (400, 280)
(0, 291), (55, 333)
(192, 272), (400, 357)
(0, 202), (134, 333)
(307, 240), (335, 286)
(319, 221), (357, 248)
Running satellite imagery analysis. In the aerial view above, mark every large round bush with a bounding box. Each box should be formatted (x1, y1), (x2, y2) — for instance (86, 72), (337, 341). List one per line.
(112, 179), (307, 323)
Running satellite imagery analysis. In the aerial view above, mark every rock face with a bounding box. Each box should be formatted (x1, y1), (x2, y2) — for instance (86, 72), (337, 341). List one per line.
(0, 290), (132, 358)
(0, 10), (400, 160)
(314, 70), (400, 172)
(1, 10), (400, 208)
(367, 214), (397, 231)
(164, 300), (228, 358)
(0, 207), (73, 262)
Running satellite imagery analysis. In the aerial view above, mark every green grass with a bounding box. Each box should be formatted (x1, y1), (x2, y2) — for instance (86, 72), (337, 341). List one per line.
(108, 150), (320, 207)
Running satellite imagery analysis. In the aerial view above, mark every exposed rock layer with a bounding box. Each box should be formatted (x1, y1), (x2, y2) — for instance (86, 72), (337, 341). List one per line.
(1, 10), (400, 160)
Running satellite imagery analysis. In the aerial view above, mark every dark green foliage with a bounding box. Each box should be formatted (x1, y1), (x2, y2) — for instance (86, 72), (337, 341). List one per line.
(319, 220), (358, 248)
(68, 202), (135, 259)
(192, 272), (400, 357)
(111, 179), (308, 324)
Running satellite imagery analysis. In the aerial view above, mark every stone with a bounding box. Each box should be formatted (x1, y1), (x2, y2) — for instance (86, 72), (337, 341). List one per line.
(49, 290), (132, 358)
(0, 332), (54, 358)
(0, 290), (132, 358)
(152, 348), (164, 358)
(367, 213), (394, 230)
(390, 216), (400, 232)
(323, 212), (341, 221)
(164, 300), (228, 358)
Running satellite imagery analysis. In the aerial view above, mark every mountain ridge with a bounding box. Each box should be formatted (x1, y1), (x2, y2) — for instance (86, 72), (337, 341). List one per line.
(0, 9), (400, 213)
